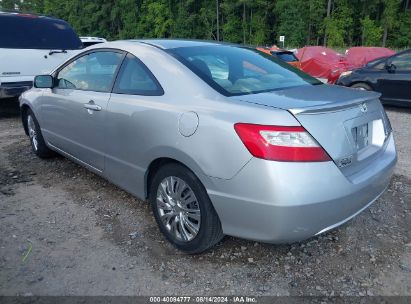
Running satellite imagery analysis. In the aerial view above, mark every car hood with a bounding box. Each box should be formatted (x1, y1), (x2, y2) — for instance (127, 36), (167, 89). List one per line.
(229, 84), (381, 114)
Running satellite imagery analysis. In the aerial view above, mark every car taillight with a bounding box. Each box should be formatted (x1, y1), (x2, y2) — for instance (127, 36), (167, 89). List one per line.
(234, 123), (331, 162)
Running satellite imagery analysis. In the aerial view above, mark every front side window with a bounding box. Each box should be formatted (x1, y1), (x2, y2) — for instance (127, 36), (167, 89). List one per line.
(113, 54), (163, 96)
(169, 45), (321, 96)
(391, 52), (411, 71)
(57, 51), (123, 92)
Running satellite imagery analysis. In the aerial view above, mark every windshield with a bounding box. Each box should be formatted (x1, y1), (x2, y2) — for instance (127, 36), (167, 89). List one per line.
(169, 45), (320, 96)
(0, 15), (82, 50)
(366, 56), (387, 67)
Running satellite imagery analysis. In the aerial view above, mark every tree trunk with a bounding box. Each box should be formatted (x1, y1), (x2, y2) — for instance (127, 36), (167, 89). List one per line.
(324, 0), (332, 46)
(307, 22), (311, 45)
(243, 2), (246, 44)
(221, 9), (224, 41)
(216, 0), (219, 41)
(382, 25), (388, 47)
(249, 9), (252, 39)
(361, 28), (365, 45)
(405, 0), (409, 10)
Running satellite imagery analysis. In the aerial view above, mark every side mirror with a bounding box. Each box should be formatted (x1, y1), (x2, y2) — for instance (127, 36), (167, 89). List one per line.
(385, 60), (396, 73)
(34, 75), (54, 88)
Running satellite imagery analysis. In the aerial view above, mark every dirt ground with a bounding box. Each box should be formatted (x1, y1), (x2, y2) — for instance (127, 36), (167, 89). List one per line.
(0, 101), (410, 296)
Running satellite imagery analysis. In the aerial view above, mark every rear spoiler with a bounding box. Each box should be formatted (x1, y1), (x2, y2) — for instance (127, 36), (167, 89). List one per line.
(289, 92), (381, 115)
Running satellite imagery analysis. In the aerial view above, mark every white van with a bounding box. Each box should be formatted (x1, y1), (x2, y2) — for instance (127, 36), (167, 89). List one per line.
(0, 12), (83, 99)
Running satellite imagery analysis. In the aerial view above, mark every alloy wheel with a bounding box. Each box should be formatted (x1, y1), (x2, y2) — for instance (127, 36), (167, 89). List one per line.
(27, 114), (38, 151)
(156, 176), (201, 242)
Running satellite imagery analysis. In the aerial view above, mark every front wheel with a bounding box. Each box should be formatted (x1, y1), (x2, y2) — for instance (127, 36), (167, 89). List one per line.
(149, 163), (223, 254)
(351, 83), (372, 91)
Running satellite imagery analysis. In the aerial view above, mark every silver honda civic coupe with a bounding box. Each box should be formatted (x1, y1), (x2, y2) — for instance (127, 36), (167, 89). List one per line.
(19, 40), (397, 253)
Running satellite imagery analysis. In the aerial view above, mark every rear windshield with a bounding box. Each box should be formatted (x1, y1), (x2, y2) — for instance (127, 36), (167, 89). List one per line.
(169, 45), (320, 96)
(0, 14), (82, 50)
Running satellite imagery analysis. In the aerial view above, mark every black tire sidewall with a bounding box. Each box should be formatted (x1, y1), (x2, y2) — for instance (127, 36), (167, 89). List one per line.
(351, 83), (372, 91)
(26, 109), (53, 158)
(149, 163), (222, 253)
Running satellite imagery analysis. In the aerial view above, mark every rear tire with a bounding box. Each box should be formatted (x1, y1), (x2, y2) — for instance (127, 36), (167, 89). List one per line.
(149, 163), (224, 254)
(351, 83), (372, 91)
(26, 109), (54, 158)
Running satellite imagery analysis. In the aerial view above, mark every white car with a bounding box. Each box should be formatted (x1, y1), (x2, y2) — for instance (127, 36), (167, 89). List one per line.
(0, 11), (83, 99)
(80, 37), (107, 48)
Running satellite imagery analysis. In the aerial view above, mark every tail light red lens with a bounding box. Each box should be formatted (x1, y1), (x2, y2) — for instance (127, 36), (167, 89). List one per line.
(234, 123), (331, 162)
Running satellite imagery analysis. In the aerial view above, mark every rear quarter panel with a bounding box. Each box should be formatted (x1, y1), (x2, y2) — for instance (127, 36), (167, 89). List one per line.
(104, 43), (300, 198)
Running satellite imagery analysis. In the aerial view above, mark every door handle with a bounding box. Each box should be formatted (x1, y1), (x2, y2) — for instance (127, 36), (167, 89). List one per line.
(83, 100), (102, 111)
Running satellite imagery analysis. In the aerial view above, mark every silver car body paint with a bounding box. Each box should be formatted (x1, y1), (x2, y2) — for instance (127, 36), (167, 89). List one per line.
(20, 40), (397, 243)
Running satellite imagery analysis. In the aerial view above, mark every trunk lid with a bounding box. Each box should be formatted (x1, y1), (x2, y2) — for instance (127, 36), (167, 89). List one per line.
(230, 84), (392, 179)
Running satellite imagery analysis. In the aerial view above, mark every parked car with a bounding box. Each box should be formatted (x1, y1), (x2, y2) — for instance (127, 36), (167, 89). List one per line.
(296, 46), (350, 84)
(271, 50), (301, 69)
(80, 37), (107, 48)
(257, 46), (301, 69)
(337, 49), (411, 107)
(20, 40), (397, 253)
(0, 11), (82, 100)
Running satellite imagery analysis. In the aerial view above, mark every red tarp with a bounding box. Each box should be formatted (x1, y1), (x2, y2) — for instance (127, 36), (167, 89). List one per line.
(295, 46), (349, 83)
(345, 47), (396, 68)
(295, 46), (395, 84)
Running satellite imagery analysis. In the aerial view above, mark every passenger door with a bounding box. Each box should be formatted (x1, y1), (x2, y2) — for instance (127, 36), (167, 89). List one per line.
(376, 51), (411, 105)
(105, 53), (164, 197)
(40, 50), (124, 172)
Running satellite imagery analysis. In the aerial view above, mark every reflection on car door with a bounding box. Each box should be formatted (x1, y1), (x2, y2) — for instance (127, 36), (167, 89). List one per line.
(378, 51), (411, 105)
(40, 50), (124, 172)
(105, 53), (165, 197)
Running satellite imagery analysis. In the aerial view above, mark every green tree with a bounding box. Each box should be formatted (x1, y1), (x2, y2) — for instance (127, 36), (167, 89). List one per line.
(136, 0), (173, 38)
(381, 0), (401, 46)
(307, 0), (326, 45)
(389, 8), (411, 47)
(275, 0), (309, 47)
(361, 15), (383, 46)
(0, 0), (18, 10)
(220, 0), (243, 43)
(324, 0), (353, 47)
(2, 0), (409, 48)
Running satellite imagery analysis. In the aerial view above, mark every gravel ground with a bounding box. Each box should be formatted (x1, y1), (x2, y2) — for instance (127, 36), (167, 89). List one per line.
(0, 102), (410, 296)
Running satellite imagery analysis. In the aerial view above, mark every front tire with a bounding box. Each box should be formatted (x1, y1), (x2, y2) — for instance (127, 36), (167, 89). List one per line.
(149, 163), (223, 254)
(26, 109), (54, 158)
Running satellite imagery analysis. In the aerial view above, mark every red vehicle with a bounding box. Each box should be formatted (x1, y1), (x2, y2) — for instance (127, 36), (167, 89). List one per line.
(296, 46), (396, 84)
(296, 46), (350, 83)
(345, 47), (396, 68)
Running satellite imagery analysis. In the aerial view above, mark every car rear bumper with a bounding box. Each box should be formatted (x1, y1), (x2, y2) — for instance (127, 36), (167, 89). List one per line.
(0, 81), (33, 99)
(207, 133), (397, 243)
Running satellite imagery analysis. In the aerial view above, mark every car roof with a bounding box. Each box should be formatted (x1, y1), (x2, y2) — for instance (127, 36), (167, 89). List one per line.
(80, 37), (107, 42)
(128, 39), (231, 50)
(271, 50), (294, 54)
(0, 10), (60, 21)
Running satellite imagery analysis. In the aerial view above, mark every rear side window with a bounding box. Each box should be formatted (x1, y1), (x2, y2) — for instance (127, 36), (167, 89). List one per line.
(113, 54), (164, 96)
(0, 14), (82, 49)
(57, 51), (123, 92)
